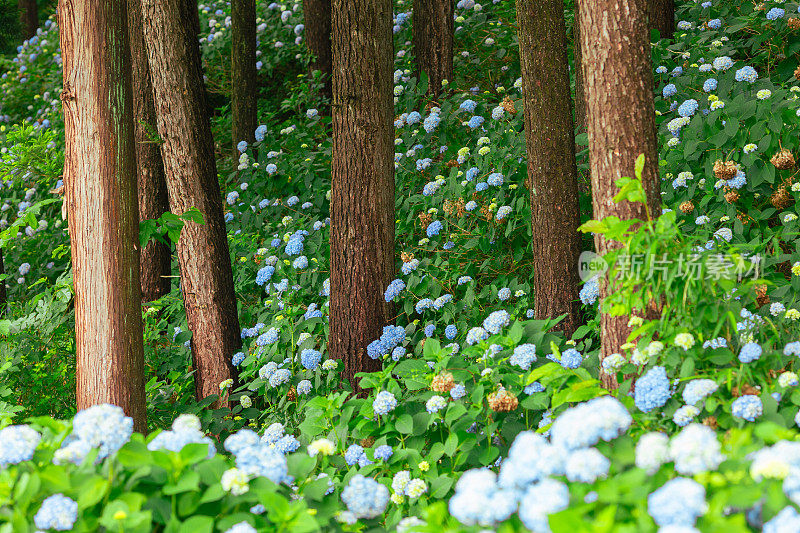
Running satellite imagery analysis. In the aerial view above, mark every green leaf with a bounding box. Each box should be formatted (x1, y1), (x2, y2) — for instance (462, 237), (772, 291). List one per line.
(396, 414), (414, 434)
(634, 153), (645, 180)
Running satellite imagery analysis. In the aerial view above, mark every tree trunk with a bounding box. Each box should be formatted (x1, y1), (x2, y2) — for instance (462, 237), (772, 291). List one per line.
(128, 0), (171, 302)
(139, 0), (241, 403)
(412, 0), (453, 99)
(649, 0), (675, 40)
(231, 0), (257, 147)
(303, 0), (333, 104)
(573, 6), (585, 132)
(330, 0), (395, 386)
(18, 0), (38, 40)
(0, 248), (6, 315)
(516, 0), (582, 337)
(59, 0), (147, 431)
(577, 0), (660, 388)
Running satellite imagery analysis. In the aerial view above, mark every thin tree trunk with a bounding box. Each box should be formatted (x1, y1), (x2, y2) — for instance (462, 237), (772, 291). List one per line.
(303, 0), (332, 104)
(18, 0), (38, 40)
(59, 0), (147, 431)
(330, 0), (395, 386)
(649, 0), (675, 40)
(0, 248), (6, 315)
(412, 0), (453, 99)
(577, 0), (660, 388)
(231, 0), (257, 147)
(516, 0), (582, 337)
(128, 0), (171, 302)
(139, 0), (241, 403)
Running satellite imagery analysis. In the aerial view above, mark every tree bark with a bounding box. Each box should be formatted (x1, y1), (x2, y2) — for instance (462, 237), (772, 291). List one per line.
(573, 6), (586, 132)
(139, 0), (241, 403)
(18, 0), (38, 40)
(303, 0), (333, 104)
(648, 0), (675, 40)
(59, 0), (147, 431)
(577, 0), (661, 388)
(412, 0), (453, 99)
(330, 0), (395, 386)
(231, 0), (257, 147)
(128, 0), (171, 302)
(516, 0), (582, 337)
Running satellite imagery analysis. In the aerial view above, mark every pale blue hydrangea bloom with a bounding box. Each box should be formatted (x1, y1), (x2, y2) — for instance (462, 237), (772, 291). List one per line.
(34, 494), (78, 531)
(648, 477), (707, 527)
(634, 366), (671, 412)
(341, 474), (389, 518)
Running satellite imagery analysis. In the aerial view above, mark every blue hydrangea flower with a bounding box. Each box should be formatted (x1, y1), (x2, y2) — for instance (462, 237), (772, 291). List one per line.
(483, 310), (510, 335)
(467, 116), (485, 129)
(784, 341), (800, 356)
(384, 279), (405, 302)
(450, 383), (467, 399)
(459, 99), (477, 112)
(445, 325), (458, 340)
(256, 265), (275, 286)
(426, 220), (443, 237)
(634, 366), (671, 413)
(0, 425), (41, 467)
(373, 391), (397, 415)
(731, 395), (762, 421)
(648, 477), (707, 527)
(580, 276), (599, 305)
(424, 324), (436, 337)
(34, 494), (78, 531)
(341, 475), (389, 519)
(682, 379), (718, 405)
(662, 83), (677, 98)
(702, 78), (717, 92)
(374, 445), (393, 461)
(766, 7), (784, 20)
(497, 287), (511, 301)
(739, 342), (762, 363)
(565, 447), (610, 483)
(734, 65), (758, 83)
(300, 349), (321, 370)
(678, 99), (699, 117)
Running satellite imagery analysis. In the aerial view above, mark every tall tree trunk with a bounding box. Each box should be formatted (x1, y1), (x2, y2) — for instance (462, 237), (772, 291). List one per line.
(577, 0), (660, 388)
(303, 0), (332, 104)
(18, 0), (38, 40)
(0, 248), (6, 315)
(573, 6), (585, 132)
(231, 0), (257, 147)
(59, 0), (147, 431)
(649, 0), (675, 40)
(330, 0), (395, 386)
(128, 0), (171, 302)
(516, 0), (582, 337)
(412, 0), (453, 99)
(139, 0), (241, 403)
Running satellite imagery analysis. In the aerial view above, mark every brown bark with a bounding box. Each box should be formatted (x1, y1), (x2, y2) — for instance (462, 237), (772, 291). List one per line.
(59, 0), (147, 431)
(139, 0), (241, 403)
(573, 6), (585, 132)
(231, 0), (258, 147)
(516, 0), (582, 337)
(0, 248), (6, 315)
(330, 0), (395, 386)
(303, 0), (333, 104)
(648, 0), (675, 40)
(412, 0), (453, 99)
(18, 0), (38, 40)
(128, 0), (171, 302)
(577, 0), (660, 388)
